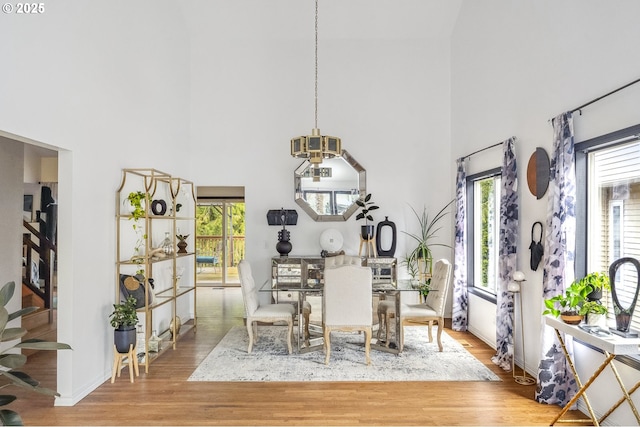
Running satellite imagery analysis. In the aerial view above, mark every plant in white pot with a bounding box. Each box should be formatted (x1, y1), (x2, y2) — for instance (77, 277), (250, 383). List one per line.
(580, 301), (608, 327)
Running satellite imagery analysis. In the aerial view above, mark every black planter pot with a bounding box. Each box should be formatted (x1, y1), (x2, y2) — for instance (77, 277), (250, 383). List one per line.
(114, 326), (136, 353)
(361, 225), (374, 241)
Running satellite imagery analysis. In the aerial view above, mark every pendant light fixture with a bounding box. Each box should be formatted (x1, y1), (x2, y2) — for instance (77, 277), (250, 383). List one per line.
(290, 0), (341, 165)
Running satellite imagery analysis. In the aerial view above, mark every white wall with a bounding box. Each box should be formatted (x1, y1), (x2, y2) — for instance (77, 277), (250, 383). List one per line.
(452, 0), (640, 423)
(183, 1), (459, 289)
(0, 0), (190, 405)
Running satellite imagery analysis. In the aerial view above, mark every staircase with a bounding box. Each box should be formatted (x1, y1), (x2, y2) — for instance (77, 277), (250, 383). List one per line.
(22, 219), (57, 357)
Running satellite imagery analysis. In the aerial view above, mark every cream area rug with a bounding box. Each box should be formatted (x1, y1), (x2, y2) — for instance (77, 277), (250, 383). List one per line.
(188, 325), (501, 382)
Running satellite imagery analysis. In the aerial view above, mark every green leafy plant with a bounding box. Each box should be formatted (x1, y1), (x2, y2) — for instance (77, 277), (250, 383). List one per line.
(126, 191), (148, 222)
(109, 296), (139, 329)
(402, 200), (454, 279)
(402, 253), (419, 281)
(579, 301), (608, 316)
(543, 279), (593, 318)
(355, 193), (379, 226)
(575, 271), (611, 298)
(0, 281), (71, 425)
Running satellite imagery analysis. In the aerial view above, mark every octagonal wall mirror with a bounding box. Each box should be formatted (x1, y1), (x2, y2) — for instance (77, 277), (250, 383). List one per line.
(294, 150), (366, 222)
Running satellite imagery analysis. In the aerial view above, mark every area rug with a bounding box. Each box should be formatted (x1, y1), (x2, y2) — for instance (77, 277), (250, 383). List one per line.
(188, 325), (501, 382)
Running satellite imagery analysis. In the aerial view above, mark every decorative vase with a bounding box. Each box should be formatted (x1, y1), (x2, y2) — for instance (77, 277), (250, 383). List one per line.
(114, 326), (136, 353)
(177, 235), (189, 254)
(376, 216), (397, 257)
(161, 232), (174, 255)
(587, 313), (606, 327)
(276, 228), (292, 257)
(609, 257), (640, 334)
(361, 225), (374, 241)
(560, 313), (583, 325)
(151, 199), (167, 216)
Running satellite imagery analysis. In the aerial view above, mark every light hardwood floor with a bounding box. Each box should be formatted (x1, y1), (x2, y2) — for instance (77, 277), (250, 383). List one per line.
(11, 287), (583, 426)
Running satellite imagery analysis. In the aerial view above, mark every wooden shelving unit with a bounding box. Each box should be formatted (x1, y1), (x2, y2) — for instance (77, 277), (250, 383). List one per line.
(116, 168), (197, 373)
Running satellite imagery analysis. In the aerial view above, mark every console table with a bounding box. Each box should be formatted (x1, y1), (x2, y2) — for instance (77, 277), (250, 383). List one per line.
(545, 315), (640, 426)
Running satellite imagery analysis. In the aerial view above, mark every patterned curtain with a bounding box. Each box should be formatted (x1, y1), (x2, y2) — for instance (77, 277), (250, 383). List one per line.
(535, 112), (578, 406)
(491, 137), (518, 370)
(452, 158), (468, 331)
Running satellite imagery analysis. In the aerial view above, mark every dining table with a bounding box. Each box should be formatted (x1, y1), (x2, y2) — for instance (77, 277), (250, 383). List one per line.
(260, 278), (424, 354)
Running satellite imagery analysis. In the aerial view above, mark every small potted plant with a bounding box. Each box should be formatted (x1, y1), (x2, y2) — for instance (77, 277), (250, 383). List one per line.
(580, 300), (608, 327)
(576, 271), (610, 301)
(543, 280), (593, 324)
(355, 193), (379, 241)
(109, 296), (139, 353)
(125, 191), (148, 221)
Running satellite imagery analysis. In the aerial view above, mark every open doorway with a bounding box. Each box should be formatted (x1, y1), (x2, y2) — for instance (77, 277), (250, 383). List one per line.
(195, 186), (245, 287)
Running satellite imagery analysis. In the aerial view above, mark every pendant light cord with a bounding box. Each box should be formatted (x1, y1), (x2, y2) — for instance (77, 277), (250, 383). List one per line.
(314, 0), (319, 130)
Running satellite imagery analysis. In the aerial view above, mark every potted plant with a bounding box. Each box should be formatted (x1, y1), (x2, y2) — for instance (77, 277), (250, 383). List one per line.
(109, 295), (139, 353)
(402, 253), (419, 285)
(402, 200), (454, 282)
(355, 193), (379, 241)
(0, 280), (71, 425)
(580, 300), (608, 327)
(542, 279), (593, 324)
(576, 271), (610, 301)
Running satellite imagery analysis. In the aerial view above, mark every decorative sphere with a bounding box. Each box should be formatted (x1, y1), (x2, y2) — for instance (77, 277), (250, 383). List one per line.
(513, 271), (526, 282)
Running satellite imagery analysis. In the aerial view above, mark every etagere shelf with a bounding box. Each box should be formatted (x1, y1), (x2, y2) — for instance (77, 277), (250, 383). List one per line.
(115, 168), (197, 373)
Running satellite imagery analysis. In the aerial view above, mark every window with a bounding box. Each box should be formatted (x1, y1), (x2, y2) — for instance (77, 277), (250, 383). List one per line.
(467, 167), (502, 299)
(576, 124), (640, 333)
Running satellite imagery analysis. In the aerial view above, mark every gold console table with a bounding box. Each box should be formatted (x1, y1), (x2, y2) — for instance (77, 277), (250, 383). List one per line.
(545, 315), (640, 426)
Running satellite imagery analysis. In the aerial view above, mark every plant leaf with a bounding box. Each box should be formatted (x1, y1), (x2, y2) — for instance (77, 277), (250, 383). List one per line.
(0, 328), (26, 343)
(0, 354), (27, 370)
(0, 395), (16, 407)
(0, 371), (59, 397)
(7, 307), (38, 322)
(0, 283), (15, 308)
(0, 408), (23, 426)
(0, 307), (8, 336)
(15, 341), (72, 351)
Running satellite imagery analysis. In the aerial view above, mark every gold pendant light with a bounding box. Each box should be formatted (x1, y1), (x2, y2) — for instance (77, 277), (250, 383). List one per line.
(290, 0), (341, 165)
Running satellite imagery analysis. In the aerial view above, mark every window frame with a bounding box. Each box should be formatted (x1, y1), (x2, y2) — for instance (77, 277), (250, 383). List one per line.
(575, 123), (640, 367)
(466, 166), (502, 304)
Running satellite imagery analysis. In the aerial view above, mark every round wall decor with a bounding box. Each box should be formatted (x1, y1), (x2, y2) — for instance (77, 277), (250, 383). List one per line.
(151, 199), (167, 216)
(526, 147), (550, 199)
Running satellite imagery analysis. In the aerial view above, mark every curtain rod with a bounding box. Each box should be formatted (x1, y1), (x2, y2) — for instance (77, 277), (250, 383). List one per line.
(551, 76), (640, 121)
(459, 141), (502, 161)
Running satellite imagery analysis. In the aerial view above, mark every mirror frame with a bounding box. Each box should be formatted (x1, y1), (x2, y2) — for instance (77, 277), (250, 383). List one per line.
(294, 149), (366, 222)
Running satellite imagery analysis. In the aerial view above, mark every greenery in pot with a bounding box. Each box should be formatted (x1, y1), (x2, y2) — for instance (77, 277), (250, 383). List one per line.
(579, 300), (608, 316)
(542, 279), (593, 318)
(575, 271), (610, 300)
(109, 296), (139, 329)
(402, 200), (454, 279)
(355, 193), (379, 240)
(0, 281), (71, 425)
(126, 191), (148, 222)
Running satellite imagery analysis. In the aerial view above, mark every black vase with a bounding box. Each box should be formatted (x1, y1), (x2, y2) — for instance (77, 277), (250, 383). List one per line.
(609, 257), (640, 334)
(276, 228), (292, 257)
(114, 326), (136, 353)
(376, 216), (397, 257)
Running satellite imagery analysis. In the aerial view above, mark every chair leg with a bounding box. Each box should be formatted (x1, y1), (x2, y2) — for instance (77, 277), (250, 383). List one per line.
(428, 320), (434, 343)
(246, 320), (254, 353)
(376, 308), (383, 340)
(384, 312), (391, 348)
(324, 327), (331, 365)
(304, 311), (310, 347)
(436, 319), (444, 352)
(286, 318), (293, 354)
(364, 328), (371, 365)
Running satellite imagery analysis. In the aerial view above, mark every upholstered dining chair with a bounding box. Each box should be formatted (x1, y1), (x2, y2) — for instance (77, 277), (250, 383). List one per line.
(238, 259), (295, 354)
(377, 258), (452, 352)
(323, 254), (363, 268)
(323, 264), (373, 365)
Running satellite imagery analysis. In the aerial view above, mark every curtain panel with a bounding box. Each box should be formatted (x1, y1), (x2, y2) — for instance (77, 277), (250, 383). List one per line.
(491, 137), (518, 370)
(535, 112), (578, 406)
(453, 158), (468, 331)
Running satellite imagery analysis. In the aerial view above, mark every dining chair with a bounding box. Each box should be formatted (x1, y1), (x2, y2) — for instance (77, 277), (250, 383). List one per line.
(322, 264), (373, 365)
(238, 259), (295, 354)
(323, 254), (363, 268)
(377, 258), (452, 352)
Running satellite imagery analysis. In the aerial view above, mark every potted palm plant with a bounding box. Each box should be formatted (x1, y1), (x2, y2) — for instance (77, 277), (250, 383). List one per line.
(402, 200), (454, 282)
(109, 296), (139, 353)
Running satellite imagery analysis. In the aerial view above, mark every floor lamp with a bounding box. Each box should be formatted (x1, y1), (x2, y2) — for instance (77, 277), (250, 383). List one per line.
(509, 271), (536, 385)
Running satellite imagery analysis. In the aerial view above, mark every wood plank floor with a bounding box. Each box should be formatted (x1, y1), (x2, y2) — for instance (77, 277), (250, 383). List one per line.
(10, 287), (585, 426)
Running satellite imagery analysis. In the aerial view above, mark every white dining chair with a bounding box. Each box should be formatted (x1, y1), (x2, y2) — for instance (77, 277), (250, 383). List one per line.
(238, 259), (295, 354)
(322, 264), (373, 365)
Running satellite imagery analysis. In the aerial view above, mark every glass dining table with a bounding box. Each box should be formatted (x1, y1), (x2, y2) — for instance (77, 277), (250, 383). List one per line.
(260, 278), (422, 354)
